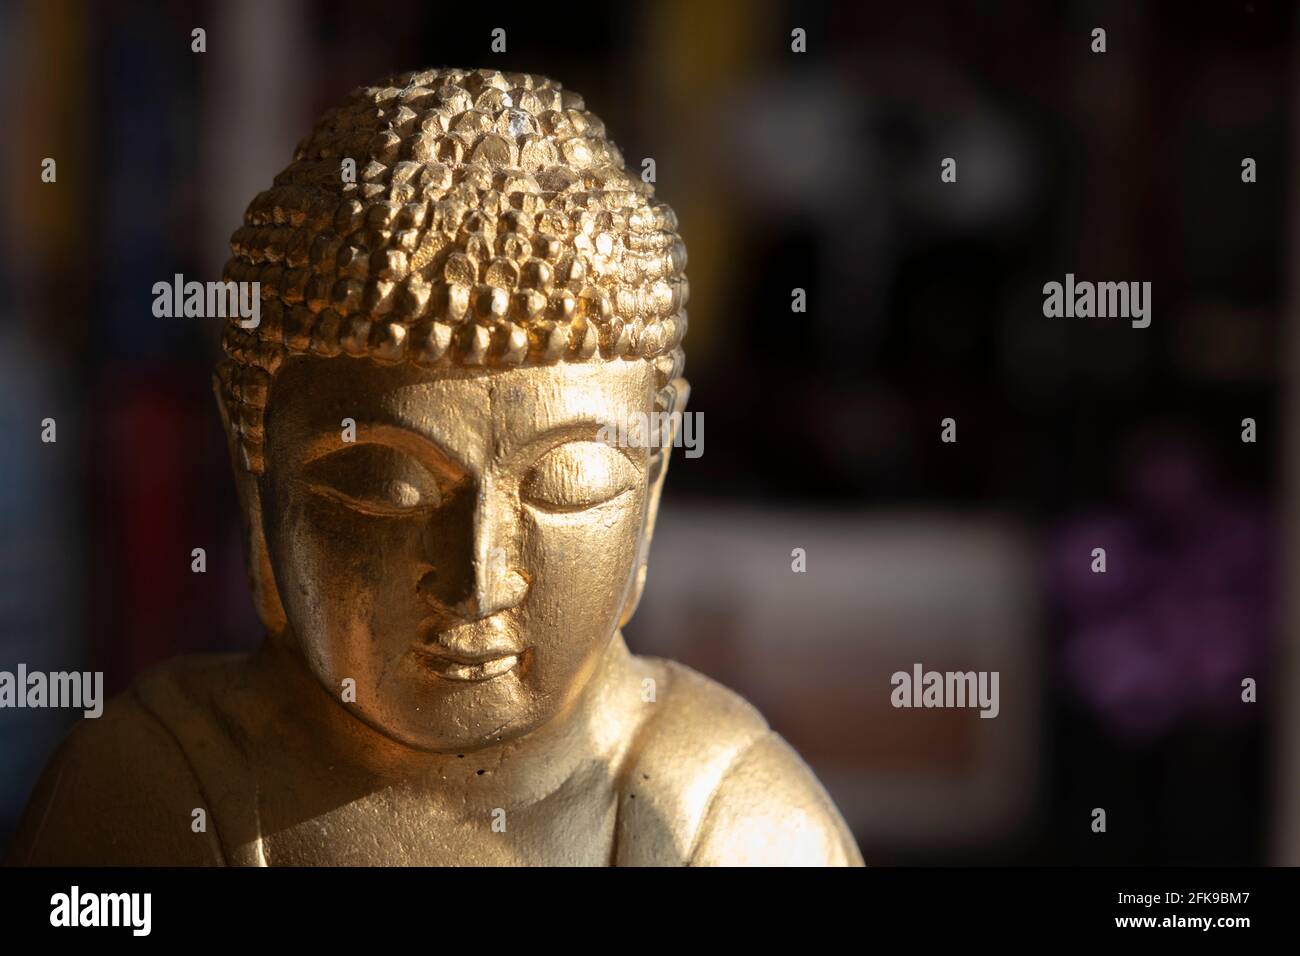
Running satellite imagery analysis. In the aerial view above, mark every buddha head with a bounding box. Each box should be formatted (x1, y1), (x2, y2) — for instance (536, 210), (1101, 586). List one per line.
(215, 68), (689, 753)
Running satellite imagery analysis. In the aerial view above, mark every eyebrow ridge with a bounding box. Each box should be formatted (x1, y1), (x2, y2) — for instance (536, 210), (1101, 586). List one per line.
(520, 421), (647, 465)
(300, 422), (469, 475)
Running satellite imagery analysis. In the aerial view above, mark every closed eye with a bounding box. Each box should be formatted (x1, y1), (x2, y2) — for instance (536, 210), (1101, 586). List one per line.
(520, 440), (640, 513)
(301, 443), (456, 516)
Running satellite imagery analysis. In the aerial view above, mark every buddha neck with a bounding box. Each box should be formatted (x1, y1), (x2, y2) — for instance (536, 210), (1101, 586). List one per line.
(239, 627), (643, 806)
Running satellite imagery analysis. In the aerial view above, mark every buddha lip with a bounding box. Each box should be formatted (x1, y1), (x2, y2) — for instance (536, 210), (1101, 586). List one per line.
(411, 646), (520, 682)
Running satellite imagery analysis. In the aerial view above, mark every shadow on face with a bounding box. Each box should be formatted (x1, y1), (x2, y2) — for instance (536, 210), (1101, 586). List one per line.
(258, 355), (658, 752)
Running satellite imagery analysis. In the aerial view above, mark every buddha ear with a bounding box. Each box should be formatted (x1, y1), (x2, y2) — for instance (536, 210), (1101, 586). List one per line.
(213, 373), (289, 638)
(619, 378), (690, 629)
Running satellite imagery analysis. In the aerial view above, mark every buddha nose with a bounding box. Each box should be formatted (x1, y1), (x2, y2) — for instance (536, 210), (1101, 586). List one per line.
(458, 542), (528, 619)
(419, 484), (528, 620)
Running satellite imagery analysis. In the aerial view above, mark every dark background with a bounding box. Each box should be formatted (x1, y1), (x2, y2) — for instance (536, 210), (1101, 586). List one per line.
(0, 0), (1291, 864)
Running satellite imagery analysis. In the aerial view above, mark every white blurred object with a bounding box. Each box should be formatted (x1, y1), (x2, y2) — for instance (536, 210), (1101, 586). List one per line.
(626, 506), (1041, 848)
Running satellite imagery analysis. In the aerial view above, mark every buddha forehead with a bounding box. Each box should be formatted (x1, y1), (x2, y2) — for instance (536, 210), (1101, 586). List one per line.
(266, 354), (656, 464)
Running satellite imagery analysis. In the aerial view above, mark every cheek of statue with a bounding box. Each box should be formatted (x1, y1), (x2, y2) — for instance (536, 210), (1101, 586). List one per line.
(513, 480), (648, 706)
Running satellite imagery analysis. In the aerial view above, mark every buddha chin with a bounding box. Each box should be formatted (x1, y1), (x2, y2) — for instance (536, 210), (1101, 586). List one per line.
(7, 67), (864, 868)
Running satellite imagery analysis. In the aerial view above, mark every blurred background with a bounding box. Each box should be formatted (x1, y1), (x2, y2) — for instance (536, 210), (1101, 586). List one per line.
(0, 0), (1294, 864)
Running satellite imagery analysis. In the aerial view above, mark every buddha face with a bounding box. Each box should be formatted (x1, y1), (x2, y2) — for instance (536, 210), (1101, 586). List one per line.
(254, 356), (661, 752)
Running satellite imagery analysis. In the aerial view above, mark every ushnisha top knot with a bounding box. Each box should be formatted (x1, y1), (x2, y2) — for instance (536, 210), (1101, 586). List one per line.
(217, 67), (689, 473)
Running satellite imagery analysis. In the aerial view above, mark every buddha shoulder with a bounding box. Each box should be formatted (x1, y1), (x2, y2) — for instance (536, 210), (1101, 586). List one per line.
(7, 654), (243, 865)
(8, 652), (864, 867)
(616, 656), (864, 866)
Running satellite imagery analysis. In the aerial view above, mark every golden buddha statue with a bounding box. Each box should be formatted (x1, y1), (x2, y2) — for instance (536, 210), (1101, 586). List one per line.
(9, 68), (862, 866)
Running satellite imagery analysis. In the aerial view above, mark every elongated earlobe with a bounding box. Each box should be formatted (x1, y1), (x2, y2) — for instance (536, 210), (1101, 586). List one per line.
(619, 378), (689, 628)
(213, 374), (288, 637)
